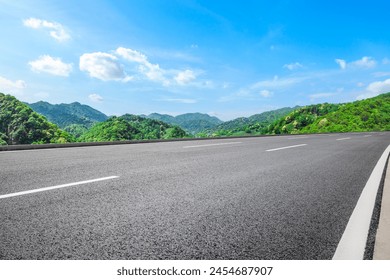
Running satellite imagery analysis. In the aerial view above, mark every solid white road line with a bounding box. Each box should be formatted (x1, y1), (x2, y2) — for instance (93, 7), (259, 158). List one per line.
(266, 144), (307, 152)
(336, 137), (351, 141)
(333, 145), (390, 260)
(183, 142), (242, 148)
(0, 176), (119, 200)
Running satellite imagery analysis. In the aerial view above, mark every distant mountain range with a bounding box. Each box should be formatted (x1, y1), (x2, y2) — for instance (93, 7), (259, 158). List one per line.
(26, 101), (108, 137)
(204, 106), (299, 136)
(144, 112), (223, 134)
(1, 91), (389, 145)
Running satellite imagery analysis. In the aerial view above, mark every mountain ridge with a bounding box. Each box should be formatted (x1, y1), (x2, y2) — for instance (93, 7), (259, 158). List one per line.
(27, 100), (109, 137)
(145, 112), (223, 134)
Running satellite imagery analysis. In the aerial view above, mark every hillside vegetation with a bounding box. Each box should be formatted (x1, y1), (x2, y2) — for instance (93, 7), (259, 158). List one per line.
(266, 93), (390, 134)
(201, 106), (298, 136)
(79, 114), (188, 142)
(2, 92), (389, 146)
(147, 112), (223, 134)
(27, 101), (108, 137)
(300, 92), (390, 133)
(0, 93), (73, 145)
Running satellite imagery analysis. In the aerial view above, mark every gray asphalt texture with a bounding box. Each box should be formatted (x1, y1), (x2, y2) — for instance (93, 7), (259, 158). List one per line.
(1, 132), (389, 259)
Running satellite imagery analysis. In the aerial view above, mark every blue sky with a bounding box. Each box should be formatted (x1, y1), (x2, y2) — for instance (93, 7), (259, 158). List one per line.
(1, 0), (390, 120)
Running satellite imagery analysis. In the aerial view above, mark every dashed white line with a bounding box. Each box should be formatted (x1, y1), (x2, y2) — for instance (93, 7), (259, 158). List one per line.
(0, 176), (119, 199)
(183, 142), (242, 148)
(363, 135), (372, 137)
(287, 136), (310, 140)
(336, 137), (351, 141)
(266, 144), (307, 152)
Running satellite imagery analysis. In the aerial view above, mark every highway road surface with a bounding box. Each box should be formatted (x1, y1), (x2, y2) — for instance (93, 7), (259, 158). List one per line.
(1, 132), (389, 259)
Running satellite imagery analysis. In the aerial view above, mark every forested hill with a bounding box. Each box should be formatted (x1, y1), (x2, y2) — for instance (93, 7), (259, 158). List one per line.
(27, 101), (108, 137)
(146, 112), (223, 134)
(0, 93), (74, 145)
(79, 114), (189, 142)
(266, 92), (390, 134)
(202, 106), (298, 136)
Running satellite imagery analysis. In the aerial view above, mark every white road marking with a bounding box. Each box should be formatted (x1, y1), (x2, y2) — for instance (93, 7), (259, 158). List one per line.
(336, 137), (351, 141)
(0, 176), (119, 199)
(333, 145), (390, 259)
(266, 144), (307, 152)
(363, 135), (372, 137)
(287, 136), (309, 140)
(183, 142), (242, 148)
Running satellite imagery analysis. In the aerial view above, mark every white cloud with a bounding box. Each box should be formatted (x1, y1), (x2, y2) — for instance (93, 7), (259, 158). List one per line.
(116, 47), (168, 84)
(116, 47), (199, 86)
(23, 18), (70, 42)
(79, 52), (131, 82)
(382, 58), (390, 65)
(29, 55), (72, 76)
(352, 56), (376, 68)
(88, 93), (103, 102)
(259, 90), (273, 97)
(219, 75), (307, 103)
(335, 59), (347, 70)
(366, 79), (390, 94)
(116, 47), (148, 64)
(283, 62), (303, 71)
(357, 79), (390, 99)
(174, 70), (196, 85)
(0, 76), (26, 93)
(140, 63), (166, 84)
(372, 72), (390, 78)
(336, 56), (376, 70)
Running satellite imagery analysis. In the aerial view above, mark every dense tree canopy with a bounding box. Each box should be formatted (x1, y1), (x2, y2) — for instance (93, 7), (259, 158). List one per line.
(79, 114), (188, 142)
(147, 112), (223, 134)
(201, 106), (298, 136)
(300, 93), (390, 133)
(0, 93), (74, 145)
(266, 103), (340, 134)
(265, 93), (390, 134)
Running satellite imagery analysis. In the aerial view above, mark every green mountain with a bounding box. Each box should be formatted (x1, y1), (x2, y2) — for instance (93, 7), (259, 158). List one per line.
(146, 112), (223, 134)
(267, 92), (390, 134)
(202, 106), (298, 136)
(0, 93), (74, 145)
(147, 113), (177, 124)
(27, 101), (108, 137)
(79, 114), (189, 142)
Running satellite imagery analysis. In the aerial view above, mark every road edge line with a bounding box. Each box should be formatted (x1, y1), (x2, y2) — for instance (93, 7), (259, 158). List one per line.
(373, 154), (390, 259)
(333, 144), (390, 260)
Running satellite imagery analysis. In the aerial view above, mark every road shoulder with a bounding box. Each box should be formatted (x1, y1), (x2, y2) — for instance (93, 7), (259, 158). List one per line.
(374, 155), (390, 259)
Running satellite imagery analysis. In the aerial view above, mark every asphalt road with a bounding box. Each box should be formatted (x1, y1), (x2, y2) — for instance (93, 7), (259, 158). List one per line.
(0, 132), (389, 259)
